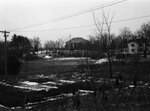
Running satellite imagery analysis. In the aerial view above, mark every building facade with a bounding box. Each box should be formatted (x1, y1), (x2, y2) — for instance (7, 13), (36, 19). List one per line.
(65, 37), (90, 56)
(128, 39), (145, 54)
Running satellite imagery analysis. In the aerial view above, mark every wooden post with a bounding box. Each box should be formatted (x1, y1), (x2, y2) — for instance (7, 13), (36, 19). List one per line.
(0, 30), (10, 76)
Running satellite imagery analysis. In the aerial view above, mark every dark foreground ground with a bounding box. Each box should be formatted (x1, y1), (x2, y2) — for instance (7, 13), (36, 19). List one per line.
(0, 58), (150, 111)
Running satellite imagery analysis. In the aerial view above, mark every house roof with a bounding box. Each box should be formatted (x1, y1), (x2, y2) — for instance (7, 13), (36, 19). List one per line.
(66, 37), (89, 44)
(128, 38), (145, 44)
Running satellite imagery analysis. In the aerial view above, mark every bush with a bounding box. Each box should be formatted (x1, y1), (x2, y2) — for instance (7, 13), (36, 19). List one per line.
(0, 56), (21, 75)
(24, 53), (41, 61)
(115, 54), (127, 59)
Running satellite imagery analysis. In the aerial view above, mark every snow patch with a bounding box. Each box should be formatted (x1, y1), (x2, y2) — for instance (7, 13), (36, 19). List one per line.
(54, 57), (86, 61)
(21, 81), (39, 86)
(44, 55), (52, 59)
(95, 58), (108, 64)
(59, 80), (75, 84)
(129, 85), (135, 88)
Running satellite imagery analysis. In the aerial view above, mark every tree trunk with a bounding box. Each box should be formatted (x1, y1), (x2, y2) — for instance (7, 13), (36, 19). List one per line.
(107, 52), (113, 78)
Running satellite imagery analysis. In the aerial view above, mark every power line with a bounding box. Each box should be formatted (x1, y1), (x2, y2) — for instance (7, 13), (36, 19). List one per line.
(112, 14), (150, 23)
(10, 0), (127, 32)
(12, 24), (94, 32)
(12, 14), (150, 32)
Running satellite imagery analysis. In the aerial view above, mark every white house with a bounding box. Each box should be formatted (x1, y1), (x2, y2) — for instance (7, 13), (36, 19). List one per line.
(128, 39), (144, 54)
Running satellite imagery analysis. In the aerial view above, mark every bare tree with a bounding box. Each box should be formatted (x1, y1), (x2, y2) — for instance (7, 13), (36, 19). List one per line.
(44, 40), (56, 53)
(93, 9), (114, 78)
(44, 41), (51, 53)
(57, 38), (66, 49)
(135, 23), (150, 58)
(117, 27), (132, 51)
(30, 37), (41, 54)
(119, 27), (132, 40)
(88, 35), (96, 43)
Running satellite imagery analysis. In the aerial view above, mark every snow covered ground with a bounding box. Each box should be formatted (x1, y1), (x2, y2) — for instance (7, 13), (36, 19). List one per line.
(44, 55), (52, 59)
(59, 79), (75, 84)
(0, 104), (10, 111)
(14, 81), (58, 91)
(54, 57), (87, 61)
(95, 58), (108, 64)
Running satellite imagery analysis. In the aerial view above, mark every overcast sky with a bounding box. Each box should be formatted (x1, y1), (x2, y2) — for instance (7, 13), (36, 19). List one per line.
(0, 0), (150, 44)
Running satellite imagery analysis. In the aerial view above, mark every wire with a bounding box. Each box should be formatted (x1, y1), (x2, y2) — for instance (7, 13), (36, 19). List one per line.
(12, 14), (150, 32)
(112, 14), (150, 23)
(10, 0), (127, 32)
(12, 25), (94, 32)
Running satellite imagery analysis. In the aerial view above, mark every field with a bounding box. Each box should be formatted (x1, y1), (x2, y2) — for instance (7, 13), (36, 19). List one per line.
(1, 57), (150, 111)
(19, 58), (93, 75)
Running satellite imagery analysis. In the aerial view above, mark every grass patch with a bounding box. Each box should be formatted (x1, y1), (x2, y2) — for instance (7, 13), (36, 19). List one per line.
(19, 59), (78, 76)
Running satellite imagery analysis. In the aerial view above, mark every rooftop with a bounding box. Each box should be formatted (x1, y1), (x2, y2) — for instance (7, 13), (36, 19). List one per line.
(66, 37), (89, 44)
(128, 38), (146, 44)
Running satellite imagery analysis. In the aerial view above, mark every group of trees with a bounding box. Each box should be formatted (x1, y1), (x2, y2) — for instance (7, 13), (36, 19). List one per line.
(44, 38), (67, 53)
(44, 40), (61, 53)
(30, 37), (41, 54)
(0, 33), (71, 75)
(90, 10), (150, 78)
(0, 24), (149, 60)
(8, 35), (42, 58)
(88, 23), (150, 56)
(87, 27), (132, 53)
(1, 10), (150, 76)
(10, 34), (31, 58)
(41, 20), (150, 59)
(0, 34), (42, 75)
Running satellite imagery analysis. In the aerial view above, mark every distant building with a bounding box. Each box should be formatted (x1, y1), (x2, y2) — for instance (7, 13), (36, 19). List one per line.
(127, 38), (146, 54)
(65, 37), (90, 56)
(65, 37), (90, 48)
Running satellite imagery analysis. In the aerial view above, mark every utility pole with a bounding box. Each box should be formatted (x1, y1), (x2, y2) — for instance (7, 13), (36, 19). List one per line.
(0, 30), (10, 76)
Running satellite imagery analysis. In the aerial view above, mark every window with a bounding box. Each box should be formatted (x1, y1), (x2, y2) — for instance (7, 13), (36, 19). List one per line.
(131, 49), (135, 52)
(131, 44), (134, 47)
